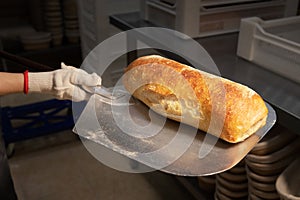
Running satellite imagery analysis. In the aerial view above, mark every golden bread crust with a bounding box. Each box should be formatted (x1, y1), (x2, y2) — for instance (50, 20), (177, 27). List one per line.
(123, 55), (268, 143)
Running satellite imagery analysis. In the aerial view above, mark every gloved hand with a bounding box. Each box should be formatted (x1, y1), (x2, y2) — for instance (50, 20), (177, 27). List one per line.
(28, 63), (102, 102)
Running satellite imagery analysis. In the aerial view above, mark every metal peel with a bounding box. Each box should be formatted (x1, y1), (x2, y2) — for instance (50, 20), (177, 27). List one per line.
(74, 95), (276, 176)
(93, 86), (136, 106)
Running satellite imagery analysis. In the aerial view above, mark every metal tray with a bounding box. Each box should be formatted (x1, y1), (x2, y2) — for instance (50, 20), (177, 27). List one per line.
(73, 94), (276, 176)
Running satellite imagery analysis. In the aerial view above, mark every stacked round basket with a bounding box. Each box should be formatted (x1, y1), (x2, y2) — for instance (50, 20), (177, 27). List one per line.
(20, 32), (51, 51)
(197, 125), (300, 200)
(62, 0), (80, 44)
(214, 160), (248, 200)
(246, 125), (300, 200)
(43, 0), (64, 46)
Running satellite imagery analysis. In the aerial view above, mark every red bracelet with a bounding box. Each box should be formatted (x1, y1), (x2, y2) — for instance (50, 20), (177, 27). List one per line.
(23, 70), (29, 94)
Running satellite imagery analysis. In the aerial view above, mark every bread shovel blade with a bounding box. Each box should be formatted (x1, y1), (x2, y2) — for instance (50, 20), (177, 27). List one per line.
(73, 94), (276, 176)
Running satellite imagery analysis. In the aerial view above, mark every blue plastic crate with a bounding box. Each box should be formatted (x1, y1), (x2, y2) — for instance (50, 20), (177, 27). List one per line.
(0, 99), (74, 145)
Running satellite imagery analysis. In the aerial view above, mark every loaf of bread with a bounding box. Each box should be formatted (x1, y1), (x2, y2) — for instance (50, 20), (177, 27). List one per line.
(123, 55), (268, 143)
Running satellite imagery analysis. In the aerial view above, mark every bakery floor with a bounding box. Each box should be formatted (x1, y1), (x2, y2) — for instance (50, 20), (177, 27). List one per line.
(7, 128), (195, 200)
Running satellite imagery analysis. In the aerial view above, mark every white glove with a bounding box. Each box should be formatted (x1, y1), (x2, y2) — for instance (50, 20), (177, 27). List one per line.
(28, 63), (102, 102)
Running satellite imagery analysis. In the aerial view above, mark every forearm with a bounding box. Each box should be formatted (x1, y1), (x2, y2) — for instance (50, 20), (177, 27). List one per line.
(0, 72), (24, 95)
(0, 63), (101, 101)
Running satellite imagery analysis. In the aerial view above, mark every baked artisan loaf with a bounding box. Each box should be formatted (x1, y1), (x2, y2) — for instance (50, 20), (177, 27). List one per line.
(123, 55), (268, 143)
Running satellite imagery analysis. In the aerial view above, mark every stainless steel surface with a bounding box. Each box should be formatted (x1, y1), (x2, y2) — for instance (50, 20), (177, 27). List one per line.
(94, 87), (121, 100)
(74, 94), (276, 176)
(93, 86), (135, 106)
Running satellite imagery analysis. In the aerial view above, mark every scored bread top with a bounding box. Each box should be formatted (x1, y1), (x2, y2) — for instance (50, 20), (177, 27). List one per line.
(123, 55), (268, 143)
